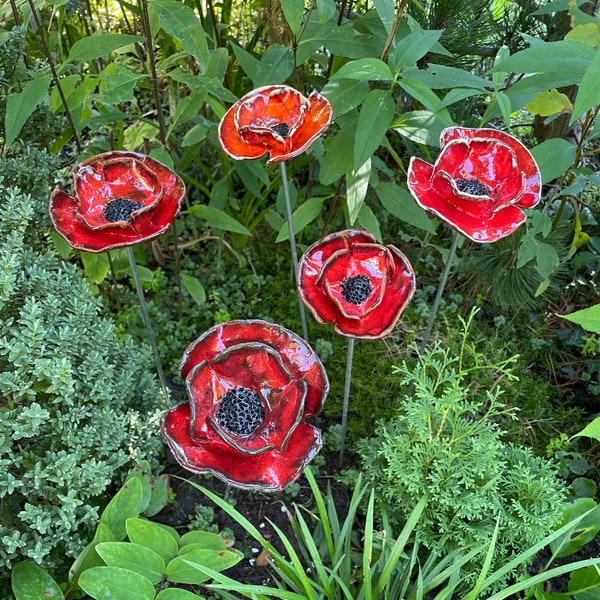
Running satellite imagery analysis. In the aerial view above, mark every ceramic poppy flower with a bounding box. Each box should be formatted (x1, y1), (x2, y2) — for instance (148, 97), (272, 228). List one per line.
(407, 127), (541, 243)
(161, 320), (329, 492)
(298, 230), (416, 339)
(50, 151), (185, 253)
(218, 85), (333, 165)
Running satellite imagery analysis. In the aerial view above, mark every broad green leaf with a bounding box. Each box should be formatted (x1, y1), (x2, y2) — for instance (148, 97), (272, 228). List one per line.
(50, 230), (73, 259)
(231, 43), (259, 82)
(66, 34), (143, 64)
(575, 418), (600, 442)
(356, 202), (382, 242)
(5, 74), (51, 147)
(346, 159), (371, 226)
(156, 589), (204, 600)
(565, 23), (600, 47)
(376, 182), (437, 234)
(494, 91), (513, 128)
(526, 89), (573, 117)
(180, 530), (233, 549)
(168, 89), (208, 136)
(126, 463), (153, 513)
(490, 40), (596, 77)
(280, 0), (304, 35)
(330, 58), (393, 81)
(182, 123), (210, 147)
(353, 89), (395, 171)
(99, 65), (145, 105)
(320, 119), (356, 185)
(404, 64), (490, 90)
(149, 0), (209, 68)
(398, 78), (454, 125)
(439, 88), (484, 109)
(316, 0), (336, 23)
(145, 474), (170, 517)
(536, 241), (560, 279)
(571, 48), (600, 124)
(181, 274), (206, 306)
(166, 548), (242, 584)
(69, 524), (115, 585)
(321, 78), (369, 116)
(100, 477), (143, 541)
(187, 205), (252, 236)
(568, 565), (600, 599)
(254, 44), (294, 87)
(81, 252), (110, 284)
(531, 138), (577, 184)
(389, 29), (443, 70)
(78, 566), (155, 600)
(392, 110), (447, 146)
(126, 517), (179, 562)
(372, 0), (395, 34)
(11, 561), (64, 600)
(276, 198), (325, 242)
(95, 542), (166, 585)
(559, 304), (600, 334)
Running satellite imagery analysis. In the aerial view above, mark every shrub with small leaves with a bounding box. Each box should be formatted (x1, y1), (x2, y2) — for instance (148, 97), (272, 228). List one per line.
(0, 179), (164, 595)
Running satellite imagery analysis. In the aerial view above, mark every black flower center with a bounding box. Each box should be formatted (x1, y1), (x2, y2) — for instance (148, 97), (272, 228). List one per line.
(216, 387), (265, 436)
(271, 122), (291, 139)
(455, 178), (491, 197)
(341, 275), (372, 305)
(103, 198), (141, 222)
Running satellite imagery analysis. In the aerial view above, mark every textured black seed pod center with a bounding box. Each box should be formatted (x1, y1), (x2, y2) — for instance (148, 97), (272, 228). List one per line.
(271, 123), (291, 138)
(103, 198), (141, 222)
(216, 387), (265, 436)
(455, 178), (491, 197)
(341, 275), (372, 305)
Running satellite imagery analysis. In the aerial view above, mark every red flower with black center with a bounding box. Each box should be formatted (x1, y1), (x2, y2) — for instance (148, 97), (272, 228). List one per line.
(218, 85), (333, 164)
(161, 320), (329, 492)
(407, 127), (541, 243)
(298, 230), (416, 339)
(50, 151), (185, 253)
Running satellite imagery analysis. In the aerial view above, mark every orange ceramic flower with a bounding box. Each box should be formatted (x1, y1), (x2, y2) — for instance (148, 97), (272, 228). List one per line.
(50, 151), (185, 253)
(298, 230), (416, 339)
(407, 127), (541, 243)
(162, 320), (329, 492)
(218, 85), (333, 164)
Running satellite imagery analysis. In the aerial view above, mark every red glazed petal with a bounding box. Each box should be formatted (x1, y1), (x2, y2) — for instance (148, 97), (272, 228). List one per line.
(318, 244), (389, 319)
(186, 343), (307, 454)
(161, 403), (322, 492)
(179, 320), (328, 418)
(218, 102), (269, 161)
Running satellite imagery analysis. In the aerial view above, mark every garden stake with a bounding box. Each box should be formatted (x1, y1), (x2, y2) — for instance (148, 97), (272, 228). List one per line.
(338, 336), (355, 467)
(280, 161), (309, 341)
(126, 246), (170, 405)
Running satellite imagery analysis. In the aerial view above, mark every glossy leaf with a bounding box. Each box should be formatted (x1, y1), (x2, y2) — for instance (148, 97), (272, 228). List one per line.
(5, 74), (52, 147)
(181, 274), (206, 306)
(531, 138), (577, 184)
(95, 542), (166, 585)
(347, 159), (371, 225)
(389, 29), (443, 69)
(11, 561), (64, 600)
(180, 530), (233, 550)
(276, 198), (325, 242)
(156, 589), (205, 600)
(316, 0), (336, 23)
(166, 548), (243, 584)
(100, 477), (143, 541)
(376, 182), (437, 234)
(331, 58), (393, 81)
(254, 44), (294, 87)
(321, 79), (369, 116)
(280, 0), (304, 35)
(69, 524), (115, 584)
(354, 89), (395, 171)
(65, 34), (143, 64)
(187, 205), (251, 236)
(78, 566), (155, 600)
(126, 517), (179, 562)
(372, 0), (395, 34)
(571, 49), (600, 124)
(526, 89), (573, 117)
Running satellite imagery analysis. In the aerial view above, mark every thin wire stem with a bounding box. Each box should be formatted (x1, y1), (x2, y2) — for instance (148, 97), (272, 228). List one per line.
(279, 161), (309, 341)
(338, 336), (355, 467)
(126, 246), (170, 406)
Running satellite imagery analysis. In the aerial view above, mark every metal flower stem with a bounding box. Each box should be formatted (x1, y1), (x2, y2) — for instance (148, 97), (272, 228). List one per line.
(338, 336), (355, 467)
(280, 161), (309, 341)
(126, 246), (170, 405)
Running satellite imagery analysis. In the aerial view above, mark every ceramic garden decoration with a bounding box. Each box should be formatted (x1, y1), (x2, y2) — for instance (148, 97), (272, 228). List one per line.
(407, 127), (542, 243)
(161, 320), (329, 491)
(218, 84), (333, 165)
(297, 229), (416, 339)
(50, 151), (186, 252)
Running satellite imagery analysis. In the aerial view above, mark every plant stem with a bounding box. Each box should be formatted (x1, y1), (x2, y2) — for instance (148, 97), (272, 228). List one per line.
(418, 230), (460, 355)
(280, 161), (309, 341)
(338, 336), (355, 467)
(126, 246), (170, 405)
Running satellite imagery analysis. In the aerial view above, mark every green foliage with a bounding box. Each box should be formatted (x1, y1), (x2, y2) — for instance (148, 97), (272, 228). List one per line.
(0, 178), (165, 594)
(357, 314), (568, 595)
(11, 466), (241, 600)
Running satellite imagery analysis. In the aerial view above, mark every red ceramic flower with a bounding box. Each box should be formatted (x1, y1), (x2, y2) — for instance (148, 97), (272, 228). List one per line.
(161, 320), (329, 492)
(218, 85), (333, 165)
(298, 230), (416, 339)
(50, 151), (185, 253)
(407, 127), (541, 243)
